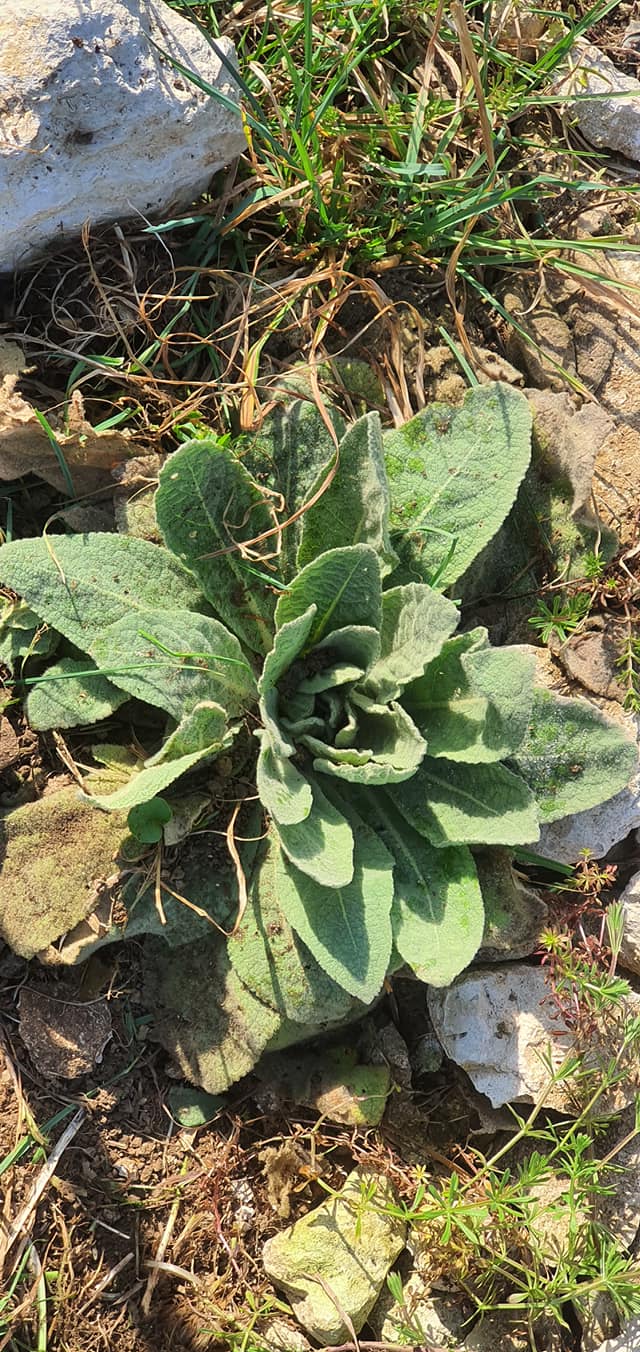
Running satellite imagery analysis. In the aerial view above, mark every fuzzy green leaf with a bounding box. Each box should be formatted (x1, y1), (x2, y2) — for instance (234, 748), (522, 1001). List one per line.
(245, 399), (345, 579)
(365, 583), (459, 702)
(298, 413), (397, 575)
(276, 804), (394, 1003)
(229, 832), (355, 1024)
(86, 702), (231, 811)
(256, 739), (313, 826)
(394, 757), (540, 847)
(156, 439), (276, 653)
(0, 599), (59, 670)
(511, 688), (639, 823)
(144, 936), (281, 1093)
(384, 383), (532, 588)
(276, 775), (354, 887)
(275, 544), (382, 643)
(90, 607), (256, 721)
(405, 630), (536, 762)
(0, 534), (204, 653)
(306, 699), (426, 785)
(373, 798), (484, 986)
(26, 658), (129, 730)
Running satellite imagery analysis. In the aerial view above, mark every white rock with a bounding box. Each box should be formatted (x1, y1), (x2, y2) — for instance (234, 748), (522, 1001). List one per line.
(554, 42), (640, 162)
(620, 869), (640, 978)
(428, 965), (572, 1110)
(428, 964), (640, 1112)
(589, 1315), (640, 1351)
(0, 0), (245, 273)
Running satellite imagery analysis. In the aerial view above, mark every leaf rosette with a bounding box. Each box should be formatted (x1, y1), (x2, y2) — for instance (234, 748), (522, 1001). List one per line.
(0, 385), (636, 1093)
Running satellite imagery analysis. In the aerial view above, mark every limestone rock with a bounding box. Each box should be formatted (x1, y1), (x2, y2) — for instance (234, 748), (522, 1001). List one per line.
(587, 1316), (640, 1351)
(428, 964), (574, 1110)
(429, 964), (640, 1113)
(619, 869), (640, 978)
(377, 1279), (467, 1347)
(594, 1105), (640, 1250)
(262, 1168), (406, 1344)
(0, 0), (245, 273)
(555, 42), (640, 162)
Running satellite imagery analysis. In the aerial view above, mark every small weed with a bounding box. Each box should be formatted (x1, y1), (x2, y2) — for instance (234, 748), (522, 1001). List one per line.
(528, 591), (591, 643)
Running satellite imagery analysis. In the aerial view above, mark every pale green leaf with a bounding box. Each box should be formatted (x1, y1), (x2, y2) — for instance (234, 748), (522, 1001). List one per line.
(298, 413), (397, 575)
(276, 805), (394, 1002)
(259, 607), (316, 695)
(26, 658), (128, 730)
(0, 534), (204, 654)
(511, 688), (639, 823)
(307, 699), (426, 785)
(256, 739), (312, 826)
(374, 798), (484, 986)
(244, 399), (345, 579)
(384, 383), (532, 588)
(144, 936), (281, 1093)
(405, 630), (536, 762)
(276, 775), (354, 887)
(156, 439), (275, 653)
(275, 544), (381, 643)
(229, 831), (355, 1024)
(393, 757), (540, 847)
(0, 599), (59, 671)
(91, 607), (256, 721)
(365, 583), (459, 701)
(86, 702), (231, 811)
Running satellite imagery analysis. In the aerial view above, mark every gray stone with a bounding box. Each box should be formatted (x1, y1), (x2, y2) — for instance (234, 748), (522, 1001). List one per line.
(0, 0), (245, 273)
(588, 1316), (640, 1351)
(554, 42), (640, 162)
(378, 1280), (466, 1347)
(576, 1293), (620, 1352)
(262, 1168), (406, 1344)
(594, 1105), (640, 1251)
(428, 964), (573, 1111)
(619, 869), (640, 979)
(429, 965), (640, 1113)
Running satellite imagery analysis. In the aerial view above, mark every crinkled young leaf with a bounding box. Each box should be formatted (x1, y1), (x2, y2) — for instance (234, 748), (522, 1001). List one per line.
(229, 832), (355, 1024)
(86, 702), (232, 811)
(275, 545), (381, 645)
(91, 607), (256, 721)
(26, 658), (129, 730)
(277, 775), (354, 887)
(384, 383), (532, 589)
(244, 399), (345, 580)
(394, 757), (540, 847)
(0, 534), (204, 652)
(372, 797), (484, 986)
(307, 699), (426, 785)
(276, 803), (394, 1003)
(156, 440), (276, 653)
(365, 583), (459, 702)
(405, 631), (536, 762)
(298, 413), (397, 575)
(256, 739), (312, 826)
(511, 688), (638, 823)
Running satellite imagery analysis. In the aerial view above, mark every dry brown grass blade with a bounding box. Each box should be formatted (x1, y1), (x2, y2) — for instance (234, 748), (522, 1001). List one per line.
(450, 1), (495, 172)
(0, 1107), (85, 1268)
(226, 802), (249, 938)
